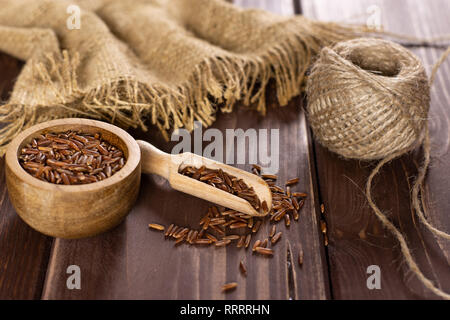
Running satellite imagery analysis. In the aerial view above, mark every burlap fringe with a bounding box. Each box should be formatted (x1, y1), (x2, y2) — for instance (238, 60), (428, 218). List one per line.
(0, 20), (362, 155)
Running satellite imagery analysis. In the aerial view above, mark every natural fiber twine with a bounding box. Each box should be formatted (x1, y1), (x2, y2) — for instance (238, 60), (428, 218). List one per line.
(307, 38), (450, 299)
(306, 38), (430, 161)
(0, 0), (449, 299)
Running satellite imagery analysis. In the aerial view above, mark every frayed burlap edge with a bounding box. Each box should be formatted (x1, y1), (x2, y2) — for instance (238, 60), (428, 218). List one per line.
(0, 20), (362, 155)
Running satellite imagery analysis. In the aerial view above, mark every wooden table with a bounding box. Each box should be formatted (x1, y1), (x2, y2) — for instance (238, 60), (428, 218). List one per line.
(0, 0), (449, 300)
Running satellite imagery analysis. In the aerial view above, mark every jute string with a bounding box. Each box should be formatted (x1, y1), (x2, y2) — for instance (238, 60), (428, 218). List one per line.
(0, 0), (449, 299)
(306, 38), (450, 299)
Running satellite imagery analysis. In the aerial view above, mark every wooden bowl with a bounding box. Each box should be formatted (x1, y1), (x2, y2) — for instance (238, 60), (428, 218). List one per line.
(5, 118), (141, 239)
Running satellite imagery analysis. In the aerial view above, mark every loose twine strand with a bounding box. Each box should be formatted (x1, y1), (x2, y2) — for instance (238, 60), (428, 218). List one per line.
(414, 47), (450, 243)
(307, 38), (450, 299)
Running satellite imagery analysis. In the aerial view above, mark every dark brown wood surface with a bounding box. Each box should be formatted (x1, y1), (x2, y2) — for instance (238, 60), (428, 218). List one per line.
(40, 0), (328, 300)
(0, 54), (53, 299)
(0, 0), (448, 300)
(41, 96), (327, 299)
(302, 0), (450, 299)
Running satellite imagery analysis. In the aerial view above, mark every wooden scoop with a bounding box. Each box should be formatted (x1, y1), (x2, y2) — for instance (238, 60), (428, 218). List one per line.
(138, 141), (271, 218)
(5, 118), (271, 239)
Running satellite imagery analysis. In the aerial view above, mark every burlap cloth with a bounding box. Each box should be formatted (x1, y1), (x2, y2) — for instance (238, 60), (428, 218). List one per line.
(0, 0), (361, 154)
(2, 0), (450, 299)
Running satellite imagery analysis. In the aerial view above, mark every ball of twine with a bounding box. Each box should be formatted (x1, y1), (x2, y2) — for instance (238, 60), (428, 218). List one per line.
(306, 38), (450, 299)
(306, 38), (430, 160)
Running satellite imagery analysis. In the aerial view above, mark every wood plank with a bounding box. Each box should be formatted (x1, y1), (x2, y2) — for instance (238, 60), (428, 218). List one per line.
(42, 100), (329, 300)
(41, 0), (329, 300)
(0, 53), (53, 299)
(301, 0), (450, 299)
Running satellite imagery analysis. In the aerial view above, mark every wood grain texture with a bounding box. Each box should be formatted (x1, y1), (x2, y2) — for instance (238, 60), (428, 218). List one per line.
(2, 0), (448, 300)
(301, 0), (450, 299)
(42, 96), (328, 299)
(41, 0), (329, 300)
(0, 52), (53, 299)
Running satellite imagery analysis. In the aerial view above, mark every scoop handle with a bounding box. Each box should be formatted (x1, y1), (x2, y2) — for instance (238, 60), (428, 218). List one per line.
(136, 140), (170, 179)
(136, 140), (269, 217)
